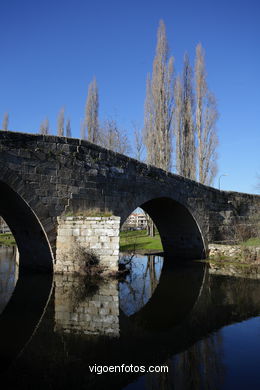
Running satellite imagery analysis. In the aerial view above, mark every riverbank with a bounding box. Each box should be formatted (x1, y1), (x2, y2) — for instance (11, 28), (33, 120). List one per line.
(209, 242), (260, 264)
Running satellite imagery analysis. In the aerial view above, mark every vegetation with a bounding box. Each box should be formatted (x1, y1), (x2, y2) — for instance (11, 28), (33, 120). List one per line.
(85, 77), (99, 143)
(2, 112), (9, 130)
(66, 118), (71, 137)
(39, 117), (50, 135)
(57, 107), (65, 137)
(120, 229), (163, 252)
(241, 237), (260, 247)
(143, 20), (218, 184)
(64, 209), (112, 217)
(143, 20), (174, 171)
(0, 233), (16, 246)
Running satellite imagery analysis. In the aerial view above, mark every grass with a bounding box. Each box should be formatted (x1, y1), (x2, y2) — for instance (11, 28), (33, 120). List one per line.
(65, 209), (112, 217)
(0, 233), (16, 246)
(120, 229), (163, 252)
(241, 237), (260, 247)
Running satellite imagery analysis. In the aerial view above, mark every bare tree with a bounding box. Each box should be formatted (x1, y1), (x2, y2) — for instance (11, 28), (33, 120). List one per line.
(132, 122), (144, 161)
(195, 43), (218, 185)
(174, 54), (196, 179)
(85, 77), (99, 143)
(181, 53), (196, 179)
(57, 107), (65, 136)
(39, 118), (50, 135)
(174, 75), (183, 174)
(66, 118), (71, 138)
(143, 20), (174, 171)
(256, 173), (260, 193)
(2, 112), (9, 130)
(80, 119), (86, 140)
(99, 118), (131, 155)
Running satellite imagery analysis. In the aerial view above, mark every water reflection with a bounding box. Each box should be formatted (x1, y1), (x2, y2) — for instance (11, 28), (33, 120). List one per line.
(0, 249), (260, 389)
(0, 246), (52, 372)
(119, 255), (163, 316)
(54, 274), (119, 336)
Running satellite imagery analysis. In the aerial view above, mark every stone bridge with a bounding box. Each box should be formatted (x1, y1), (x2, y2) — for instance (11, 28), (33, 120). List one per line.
(0, 131), (259, 273)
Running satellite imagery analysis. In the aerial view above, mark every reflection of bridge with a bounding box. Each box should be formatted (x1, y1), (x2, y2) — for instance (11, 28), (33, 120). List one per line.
(0, 131), (259, 273)
(1, 262), (260, 388)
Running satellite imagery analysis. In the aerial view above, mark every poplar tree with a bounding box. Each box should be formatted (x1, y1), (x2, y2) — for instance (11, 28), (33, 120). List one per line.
(85, 77), (99, 143)
(39, 118), (49, 135)
(133, 123), (144, 161)
(57, 107), (65, 136)
(143, 20), (174, 171)
(66, 118), (71, 138)
(195, 43), (218, 185)
(2, 112), (9, 130)
(181, 53), (196, 180)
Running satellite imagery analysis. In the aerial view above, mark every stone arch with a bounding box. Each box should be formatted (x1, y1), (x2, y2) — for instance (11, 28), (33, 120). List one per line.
(0, 166), (54, 273)
(121, 196), (207, 260)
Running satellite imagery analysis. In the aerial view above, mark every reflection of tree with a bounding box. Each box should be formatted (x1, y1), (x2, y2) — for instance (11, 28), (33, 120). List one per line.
(144, 333), (224, 390)
(145, 359), (173, 390)
(175, 333), (224, 390)
(119, 255), (163, 316)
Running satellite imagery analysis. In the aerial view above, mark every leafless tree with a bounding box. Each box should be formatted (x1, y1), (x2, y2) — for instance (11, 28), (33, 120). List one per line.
(132, 122), (144, 161)
(85, 77), (99, 143)
(256, 173), (260, 193)
(2, 112), (9, 130)
(39, 118), (50, 135)
(66, 118), (71, 138)
(181, 53), (196, 179)
(57, 107), (65, 136)
(195, 43), (218, 185)
(99, 118), (131, 155)
(80, 119), (86, 140)
(143, 20), (174, 171)
(174, 54), (196, 179)
(174, 75), (183, 174)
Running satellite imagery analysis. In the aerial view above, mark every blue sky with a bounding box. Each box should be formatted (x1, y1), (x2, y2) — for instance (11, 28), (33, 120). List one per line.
(1, 0), (259, 194)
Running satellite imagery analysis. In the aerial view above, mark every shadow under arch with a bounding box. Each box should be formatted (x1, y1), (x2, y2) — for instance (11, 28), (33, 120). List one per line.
(0, 273), (53, 372)
(140, 197), (206, 260)
(0, 180), (53, 273)
(0, 180), (54, 371)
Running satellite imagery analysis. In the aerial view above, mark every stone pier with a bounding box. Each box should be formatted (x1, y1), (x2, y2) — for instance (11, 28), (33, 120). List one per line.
(55, 216), (120, 274)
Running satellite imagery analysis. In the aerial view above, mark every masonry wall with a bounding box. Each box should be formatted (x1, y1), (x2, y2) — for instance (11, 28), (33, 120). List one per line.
(0, 131), (260, 270)
(55, 216), (120, 274)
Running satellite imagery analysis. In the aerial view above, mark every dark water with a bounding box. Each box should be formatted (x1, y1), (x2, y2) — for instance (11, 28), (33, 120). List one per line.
(0, 248), (260, 389)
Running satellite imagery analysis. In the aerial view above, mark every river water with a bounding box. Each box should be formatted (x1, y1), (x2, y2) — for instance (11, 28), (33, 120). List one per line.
(0, 247), (260, 389)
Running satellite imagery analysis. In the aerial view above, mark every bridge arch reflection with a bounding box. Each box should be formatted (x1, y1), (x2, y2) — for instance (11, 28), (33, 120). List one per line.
(120, 259), (207, 331)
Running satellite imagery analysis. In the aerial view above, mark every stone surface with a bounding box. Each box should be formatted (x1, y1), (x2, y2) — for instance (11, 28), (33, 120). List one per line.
(0, 131), (259, 272)
(56, 216), (120, 273)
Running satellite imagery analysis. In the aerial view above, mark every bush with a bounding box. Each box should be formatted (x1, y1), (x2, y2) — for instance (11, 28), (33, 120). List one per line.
(64, 240), (107, 276)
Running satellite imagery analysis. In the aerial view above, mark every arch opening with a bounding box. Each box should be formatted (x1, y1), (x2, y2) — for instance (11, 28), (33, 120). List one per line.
(119, 197), (206, 321)
(121, 197), (206, 261)
(0, 181), (53, 273)
(140, 197), (206, 260)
